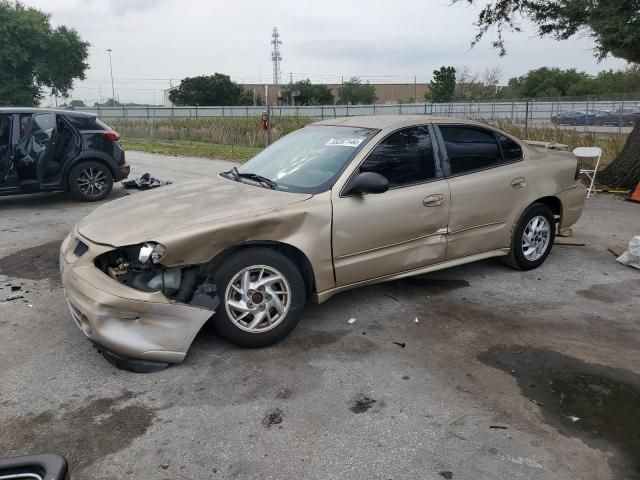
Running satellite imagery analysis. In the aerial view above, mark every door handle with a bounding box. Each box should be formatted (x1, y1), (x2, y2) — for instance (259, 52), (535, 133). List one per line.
(423, 194), (445, 207)
(511, 177), (526, 189)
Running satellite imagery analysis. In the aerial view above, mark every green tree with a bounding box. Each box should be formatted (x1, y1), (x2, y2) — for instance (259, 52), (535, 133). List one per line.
(238, 89), (255, 106)
(454, 0), (640, 189)
(69, 99), (85, 107)
(281, 79), (334, 105)
(0, 1), (89, 106)
(94, 98), (122, 107)
(169, 74), (247, 106)
(338, 77), (376, 105)
(427, 67), (456, 102)
(509, 67), (594, 98)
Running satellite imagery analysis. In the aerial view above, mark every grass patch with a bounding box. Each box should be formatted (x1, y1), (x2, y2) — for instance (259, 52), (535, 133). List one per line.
(112, 117), (312, 148)
(122, 138), (262, 162)
(494, 121), (627, 168)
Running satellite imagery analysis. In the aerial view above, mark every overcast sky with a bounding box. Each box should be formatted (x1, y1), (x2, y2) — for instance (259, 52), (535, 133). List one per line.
(29, 0), (629, 105)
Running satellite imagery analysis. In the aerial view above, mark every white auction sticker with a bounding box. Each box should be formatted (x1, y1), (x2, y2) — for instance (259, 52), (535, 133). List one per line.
(325, 138), (364, 147)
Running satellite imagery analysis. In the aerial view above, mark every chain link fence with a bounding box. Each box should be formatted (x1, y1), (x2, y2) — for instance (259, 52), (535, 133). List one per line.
(78, 93), (640, 135)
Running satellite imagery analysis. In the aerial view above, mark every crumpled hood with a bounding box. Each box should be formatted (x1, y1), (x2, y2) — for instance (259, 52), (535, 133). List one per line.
(77, 176), (312, 246)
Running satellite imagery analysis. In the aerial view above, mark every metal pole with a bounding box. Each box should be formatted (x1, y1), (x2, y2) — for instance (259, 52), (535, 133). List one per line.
(524, 100), (530, 138)
(266, 104), (272, 146)
(106, 49), (116, 107)
(585, 95), (589, 130)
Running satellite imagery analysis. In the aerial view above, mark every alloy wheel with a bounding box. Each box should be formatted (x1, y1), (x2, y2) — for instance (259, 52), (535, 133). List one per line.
(522, 215), (551, 261)
(77, 167), (108, 198)
(224, 265), (292, 333)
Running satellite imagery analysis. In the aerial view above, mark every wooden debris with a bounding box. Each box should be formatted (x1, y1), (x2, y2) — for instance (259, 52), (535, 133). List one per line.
(608, 243), (627, 257)
(554, 236), (586, 246)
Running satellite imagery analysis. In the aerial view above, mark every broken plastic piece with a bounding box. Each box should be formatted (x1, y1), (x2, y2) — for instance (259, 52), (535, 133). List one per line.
(348, 317), (356, 324)
(122, 172), (172, 190)
(412, 317), (419, 324)
(568, 416), (580, 422)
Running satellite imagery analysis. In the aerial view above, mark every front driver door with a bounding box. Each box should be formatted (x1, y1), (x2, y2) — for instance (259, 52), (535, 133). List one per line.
(331, 125), (450, 287)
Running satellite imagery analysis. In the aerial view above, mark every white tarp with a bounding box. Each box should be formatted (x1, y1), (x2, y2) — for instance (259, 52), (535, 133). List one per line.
(617, 236), (640, 270)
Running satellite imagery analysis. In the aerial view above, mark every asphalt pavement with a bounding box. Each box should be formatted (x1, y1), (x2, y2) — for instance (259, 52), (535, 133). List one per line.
(1, 151), (639, 480)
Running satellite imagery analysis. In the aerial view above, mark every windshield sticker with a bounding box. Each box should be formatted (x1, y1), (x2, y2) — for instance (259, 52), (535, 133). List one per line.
(325, 138), (364, 147)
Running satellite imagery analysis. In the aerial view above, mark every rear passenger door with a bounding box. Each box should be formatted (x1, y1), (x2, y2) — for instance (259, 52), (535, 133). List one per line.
(436, 124), (529, 260)
(332, 125), (450, 286)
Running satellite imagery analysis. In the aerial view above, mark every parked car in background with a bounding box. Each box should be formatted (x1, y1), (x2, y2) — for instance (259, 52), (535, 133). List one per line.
(595, 108), (640, 126)
(551, 110), (608, 126)
(61, 115), (586, 368)
(0, 108), (129, 201)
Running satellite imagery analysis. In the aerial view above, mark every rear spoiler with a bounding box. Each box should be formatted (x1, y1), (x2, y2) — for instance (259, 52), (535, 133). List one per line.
(524, 140), (568, 151)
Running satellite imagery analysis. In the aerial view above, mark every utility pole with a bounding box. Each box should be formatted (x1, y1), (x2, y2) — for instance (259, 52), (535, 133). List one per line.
(271, 27), (282, 105)
(106, 49), (116, 107)
(414, 75), (417, 103)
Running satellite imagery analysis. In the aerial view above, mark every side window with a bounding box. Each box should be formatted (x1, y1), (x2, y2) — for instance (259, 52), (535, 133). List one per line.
(65, 115), (105, 131)
(439, 126), (501, 175)
(19, 114), (33, 138)
(496, 133), (523, 162)
(31, 113), (56, 133)
(0, 116), (11, 146)
(359, 126), (437, 188)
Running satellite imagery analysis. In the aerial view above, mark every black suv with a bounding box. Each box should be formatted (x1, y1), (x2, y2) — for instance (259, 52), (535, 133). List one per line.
(0, 108), (130, 201)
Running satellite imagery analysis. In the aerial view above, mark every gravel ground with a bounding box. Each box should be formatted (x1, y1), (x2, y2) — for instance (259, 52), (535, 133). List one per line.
(1, 151), (639, 480)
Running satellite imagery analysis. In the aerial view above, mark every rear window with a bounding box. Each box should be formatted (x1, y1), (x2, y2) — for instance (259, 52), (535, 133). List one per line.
(65, 115), (111, 131)
(440, 126), (502, 175)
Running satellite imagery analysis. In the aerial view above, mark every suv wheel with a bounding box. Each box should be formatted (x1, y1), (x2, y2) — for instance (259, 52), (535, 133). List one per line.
(68, 161), (113, 202)
(506, 203), (555, 270)
(212, 248), (306, 347)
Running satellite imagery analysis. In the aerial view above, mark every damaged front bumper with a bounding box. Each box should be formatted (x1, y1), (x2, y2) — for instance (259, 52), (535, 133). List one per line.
(60, 228), (213, 364)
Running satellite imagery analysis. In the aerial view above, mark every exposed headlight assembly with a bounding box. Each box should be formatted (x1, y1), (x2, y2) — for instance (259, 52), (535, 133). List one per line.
(138, 242), (166, 264)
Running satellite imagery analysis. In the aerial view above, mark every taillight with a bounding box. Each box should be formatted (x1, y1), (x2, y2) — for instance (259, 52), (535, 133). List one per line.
(103, 131), (120, 141)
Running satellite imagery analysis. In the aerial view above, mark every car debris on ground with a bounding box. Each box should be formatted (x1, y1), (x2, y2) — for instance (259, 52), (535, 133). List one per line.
(554, 236), (586, 246)
(2, 294), (24, 302)
(122, 172), (172, 190)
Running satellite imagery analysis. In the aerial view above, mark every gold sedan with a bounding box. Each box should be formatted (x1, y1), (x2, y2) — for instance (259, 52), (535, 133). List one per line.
(61, 116), (586, 368)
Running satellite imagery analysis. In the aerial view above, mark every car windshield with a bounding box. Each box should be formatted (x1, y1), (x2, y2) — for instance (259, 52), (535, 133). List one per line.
(232, 125), (377, 193)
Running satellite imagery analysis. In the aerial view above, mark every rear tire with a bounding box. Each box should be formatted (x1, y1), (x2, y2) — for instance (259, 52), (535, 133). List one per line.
(506, 203), (555, 270)
(68, 161), (113, 202)
(212, 248), (306, 348)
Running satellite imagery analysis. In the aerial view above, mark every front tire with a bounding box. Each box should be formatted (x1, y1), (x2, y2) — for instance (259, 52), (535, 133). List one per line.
(506, 203), (555, 270)
(68, 161), (113, 202)
(212, 248), (306, 347)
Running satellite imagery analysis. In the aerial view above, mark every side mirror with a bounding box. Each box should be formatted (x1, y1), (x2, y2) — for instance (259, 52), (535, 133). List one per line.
(344, 171), (389, 195)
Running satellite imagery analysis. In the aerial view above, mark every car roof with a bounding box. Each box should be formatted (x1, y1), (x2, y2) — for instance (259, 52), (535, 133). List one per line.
(311, 114), (500, 131)
(0, 107), (95, 117)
